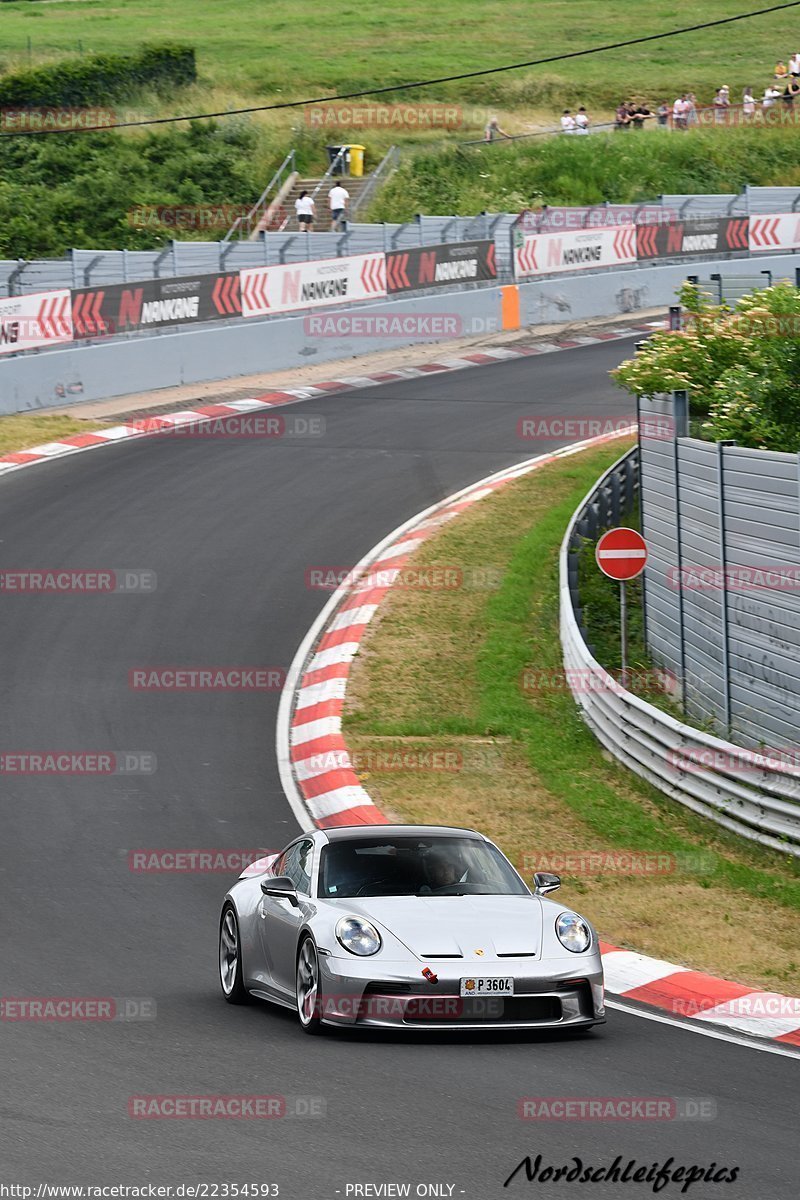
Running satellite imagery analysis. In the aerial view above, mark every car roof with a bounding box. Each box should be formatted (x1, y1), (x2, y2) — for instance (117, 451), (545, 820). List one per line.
(320, 824), (484, 842)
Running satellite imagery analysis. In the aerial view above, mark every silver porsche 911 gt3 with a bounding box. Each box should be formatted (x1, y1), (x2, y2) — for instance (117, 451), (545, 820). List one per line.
(218, 824), (605, 1033)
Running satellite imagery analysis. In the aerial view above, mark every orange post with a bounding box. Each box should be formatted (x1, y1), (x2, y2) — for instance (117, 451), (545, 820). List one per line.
(500, 285), (520, 331)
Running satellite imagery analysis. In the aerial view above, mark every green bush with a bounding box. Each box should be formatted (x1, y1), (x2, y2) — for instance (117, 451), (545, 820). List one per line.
(0, 121), (262, 256)
(614, 282), (800, 452)
(0, 45), (196, 108)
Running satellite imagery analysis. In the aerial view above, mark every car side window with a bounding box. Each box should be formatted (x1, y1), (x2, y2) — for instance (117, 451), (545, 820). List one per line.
(295, 839), (314, 895)
(281, 839), (314, 895)
(272, 851), (288, 878)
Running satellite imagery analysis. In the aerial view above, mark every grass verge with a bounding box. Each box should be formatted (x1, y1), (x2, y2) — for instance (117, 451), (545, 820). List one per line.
(0, 413), (109, 457)
(344, 440), (800, 993)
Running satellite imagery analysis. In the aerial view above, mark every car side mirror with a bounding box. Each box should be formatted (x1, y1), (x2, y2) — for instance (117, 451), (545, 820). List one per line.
(533, 871), (561, 895)
(261, 875), (299, 906)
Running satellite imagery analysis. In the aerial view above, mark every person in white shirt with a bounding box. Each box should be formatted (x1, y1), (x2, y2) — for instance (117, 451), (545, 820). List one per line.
(763, 84), (781, 109)
(328, 183), (350, 232)
(790, 52), (800, 77)
(574, 107), (589, 133)
(294, 190), (315, 231)
(742, 87), (755, 119)
(560, 110), (576, 133)
(672, 95), (688, 129)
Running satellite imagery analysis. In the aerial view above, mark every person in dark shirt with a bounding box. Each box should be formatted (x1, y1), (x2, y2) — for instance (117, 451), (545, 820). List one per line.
(783, 79), (800, 107)
(630, 103), (653, 129)
(615, 102), (632, 130)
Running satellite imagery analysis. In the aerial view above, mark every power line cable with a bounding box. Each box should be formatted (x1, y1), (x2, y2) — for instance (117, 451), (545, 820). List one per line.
(1, 1), (798, 137)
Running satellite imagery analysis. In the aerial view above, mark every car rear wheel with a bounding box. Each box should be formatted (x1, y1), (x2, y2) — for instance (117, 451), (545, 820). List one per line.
(219, 903), (248, 1004)
(296, 937), (323, 1034)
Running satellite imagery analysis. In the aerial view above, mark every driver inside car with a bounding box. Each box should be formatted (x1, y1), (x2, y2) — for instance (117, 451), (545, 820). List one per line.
(426, 852), (464, 889)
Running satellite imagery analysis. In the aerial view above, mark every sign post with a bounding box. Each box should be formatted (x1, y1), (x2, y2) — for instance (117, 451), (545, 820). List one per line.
(595, 527), (649, 688)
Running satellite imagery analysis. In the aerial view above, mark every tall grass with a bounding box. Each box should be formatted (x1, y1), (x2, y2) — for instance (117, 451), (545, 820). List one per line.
(369, 126), (800, 219)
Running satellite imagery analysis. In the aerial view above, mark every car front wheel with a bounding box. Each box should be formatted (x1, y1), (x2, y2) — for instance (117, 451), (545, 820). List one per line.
(219, 903), (248, 1004)
(296, 937), (324, 1034)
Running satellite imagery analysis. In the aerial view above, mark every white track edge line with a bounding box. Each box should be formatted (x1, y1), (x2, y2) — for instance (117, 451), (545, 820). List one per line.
(605, 998), (800, 1059)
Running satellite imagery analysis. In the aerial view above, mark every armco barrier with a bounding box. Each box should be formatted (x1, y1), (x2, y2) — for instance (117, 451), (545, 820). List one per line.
(3, 253), (800, 413)
(560, 449), (800, 857)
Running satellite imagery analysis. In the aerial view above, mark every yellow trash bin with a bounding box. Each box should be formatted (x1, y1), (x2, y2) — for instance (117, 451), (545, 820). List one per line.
(348, 144), (365, 177)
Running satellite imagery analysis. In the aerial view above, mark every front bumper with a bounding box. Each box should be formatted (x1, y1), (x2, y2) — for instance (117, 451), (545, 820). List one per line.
(317, 952), (605, 1031)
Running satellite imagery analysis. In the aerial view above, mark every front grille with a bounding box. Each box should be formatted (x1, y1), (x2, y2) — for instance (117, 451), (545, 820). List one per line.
(404, 995), (562, 1024)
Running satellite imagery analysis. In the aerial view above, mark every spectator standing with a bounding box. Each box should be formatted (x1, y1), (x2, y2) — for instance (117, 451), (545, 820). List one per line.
(742, 87), (756, 119)
(713, 88), (729, 124)
(560, 109), (576, 133)
(484, 116), (510, 141)
(784, 78), (800, 107)
(575, 106), (589, 133)
(328, 182), (350, 232)
(672, 95), (688, 130)
(791, 52), (800, 77)
(630, 102), (652, 130)
(685, 94), (698, 127)
(763, 84), (781, 110)
(656, 100), (670, 127)
(294, 190), (315, 231)
(615, 101), (632, 130)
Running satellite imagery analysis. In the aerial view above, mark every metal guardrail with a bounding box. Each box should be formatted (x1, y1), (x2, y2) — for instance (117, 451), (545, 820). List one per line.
(350, 145), (400, 218)
(223, 150), (297, 242)
(560, 447), (800, 857)
(6, 186), (800, 298)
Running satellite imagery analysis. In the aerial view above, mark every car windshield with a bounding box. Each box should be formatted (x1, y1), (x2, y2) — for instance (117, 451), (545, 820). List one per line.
(318, 835), (529, 898)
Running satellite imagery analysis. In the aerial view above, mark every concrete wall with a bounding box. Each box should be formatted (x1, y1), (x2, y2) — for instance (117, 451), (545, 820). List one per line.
(2, 253), (798, 414)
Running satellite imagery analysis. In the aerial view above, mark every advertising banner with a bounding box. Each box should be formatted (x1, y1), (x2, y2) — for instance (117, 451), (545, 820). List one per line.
(513, 225), (636, 279)
(241, 253), (386, 318)
(748, 213), (800, 253)
(71, 272), (241, 337)
(636, 218), (749, 260)
(0, 290), (73, 355)
(386, 241), (496, 292)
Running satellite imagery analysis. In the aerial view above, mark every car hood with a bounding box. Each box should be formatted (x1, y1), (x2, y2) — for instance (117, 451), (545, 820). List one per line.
(328, 894), (543, 959)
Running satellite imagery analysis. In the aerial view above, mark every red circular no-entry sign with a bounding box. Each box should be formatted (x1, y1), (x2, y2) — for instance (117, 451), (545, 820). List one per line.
(595, 527), (648, 581)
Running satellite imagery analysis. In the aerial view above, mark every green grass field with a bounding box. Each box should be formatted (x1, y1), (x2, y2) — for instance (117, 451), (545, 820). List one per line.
(2, 2), (800, 253)
(0, 0), (796, 112)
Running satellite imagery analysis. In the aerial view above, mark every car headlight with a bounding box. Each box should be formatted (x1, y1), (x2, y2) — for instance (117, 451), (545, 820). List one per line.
(555, 912), (591, 953)
(335, 916), (382, 956)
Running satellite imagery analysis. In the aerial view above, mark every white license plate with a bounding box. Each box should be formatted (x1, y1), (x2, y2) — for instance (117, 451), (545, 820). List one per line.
(460, 977), (514, 997)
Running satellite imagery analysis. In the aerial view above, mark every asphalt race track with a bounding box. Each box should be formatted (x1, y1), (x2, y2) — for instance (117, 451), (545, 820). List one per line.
(0, 340), (795, 1198)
